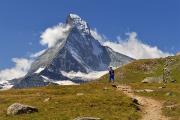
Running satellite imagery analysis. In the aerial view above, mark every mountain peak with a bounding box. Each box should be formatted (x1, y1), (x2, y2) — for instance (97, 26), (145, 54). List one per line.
(9, 13), (134, 89)
(66, 13), (90, 35)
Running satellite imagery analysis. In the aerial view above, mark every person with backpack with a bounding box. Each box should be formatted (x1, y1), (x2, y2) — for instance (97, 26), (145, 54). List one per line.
(109, 67), (115, 83)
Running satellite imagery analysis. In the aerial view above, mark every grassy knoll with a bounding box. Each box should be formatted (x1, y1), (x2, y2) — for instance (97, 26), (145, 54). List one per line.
(0, 82), (140, 120)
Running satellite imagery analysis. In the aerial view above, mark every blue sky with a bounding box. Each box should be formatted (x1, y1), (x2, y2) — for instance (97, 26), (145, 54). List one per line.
(0, 0), (179, 69)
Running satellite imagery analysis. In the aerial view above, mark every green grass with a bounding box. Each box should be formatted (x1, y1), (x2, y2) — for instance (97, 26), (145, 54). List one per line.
(99, 55), (180, 120)
(0, 82), (140, 120)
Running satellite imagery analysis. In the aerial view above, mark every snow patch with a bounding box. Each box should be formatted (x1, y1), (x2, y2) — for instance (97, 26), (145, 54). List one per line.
(34, 67), (45, 74)
(61, 71), (108, 81)
(54, 81), (79, 85)
(41, 75), (50, 82)
(30, 49), (46, 58)
(41, 75), (78, 85)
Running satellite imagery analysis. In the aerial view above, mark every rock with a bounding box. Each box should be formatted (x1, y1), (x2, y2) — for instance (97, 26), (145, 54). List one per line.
(73, 117), (101, 120)
(135, 89), (154, 93)
(7, 103), (38, 115)
(131, 98), (140, 105)
(158, 86), (166, 89)
(144, 89), (154, 93)
(76, 93), (84, 96)
(141, 76), (163, 83)
(171, 79), (177, 83)
(43, 97), (51, 102)
(112, 84), (118, 88)
(135, 90), (145, 93)
(166, 92), (173, 96)
(163, 67), (173, 83)
(130, 98), (141, 111)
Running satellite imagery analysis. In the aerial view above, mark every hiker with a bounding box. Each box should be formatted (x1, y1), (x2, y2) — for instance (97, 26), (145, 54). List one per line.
(109, 67), (115, 83)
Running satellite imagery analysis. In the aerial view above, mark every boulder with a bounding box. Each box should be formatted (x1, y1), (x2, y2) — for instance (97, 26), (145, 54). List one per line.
(166, 92), (173, 96)
(141, 76), (163, 83)
(73, 117), (101, 120)
(171, 79), (177, 83)
(7, 103), (38, 115)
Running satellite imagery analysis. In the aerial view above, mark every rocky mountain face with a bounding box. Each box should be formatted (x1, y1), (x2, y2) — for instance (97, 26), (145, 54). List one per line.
(12, 14), (134, 88)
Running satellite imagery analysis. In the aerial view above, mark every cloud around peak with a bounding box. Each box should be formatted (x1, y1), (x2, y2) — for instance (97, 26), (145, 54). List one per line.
(91, 29), (173, 59)
(40, 23), (71, 48)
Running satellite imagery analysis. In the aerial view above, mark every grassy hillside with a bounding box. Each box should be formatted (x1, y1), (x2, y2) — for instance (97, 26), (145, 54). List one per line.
(99, 55), (180, 120)
(0, 83), (140, 120)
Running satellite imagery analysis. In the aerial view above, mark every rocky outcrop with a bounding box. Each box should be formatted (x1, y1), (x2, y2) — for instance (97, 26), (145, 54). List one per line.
(141, 76), (163, 83)
(163, 57), (176, 83)
(7, 103), (38, 115)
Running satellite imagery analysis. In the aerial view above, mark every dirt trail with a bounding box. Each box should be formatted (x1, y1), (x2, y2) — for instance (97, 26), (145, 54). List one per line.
(117, 85), (169, 120)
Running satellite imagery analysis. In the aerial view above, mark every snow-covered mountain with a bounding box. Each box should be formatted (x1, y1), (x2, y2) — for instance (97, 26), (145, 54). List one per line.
(7, 14), (134, 89)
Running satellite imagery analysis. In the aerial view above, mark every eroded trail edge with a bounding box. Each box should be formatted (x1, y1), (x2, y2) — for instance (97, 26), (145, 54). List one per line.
(117, 85), (169, 120)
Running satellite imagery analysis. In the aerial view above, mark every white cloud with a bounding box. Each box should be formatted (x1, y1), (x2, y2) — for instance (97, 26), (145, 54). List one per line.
(40, 23), (71, 48)
(0, 58), (32, 83)
(90, 29), (106, 43)
(30, 49), (46, 58)
(91, 29), (173, 59)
